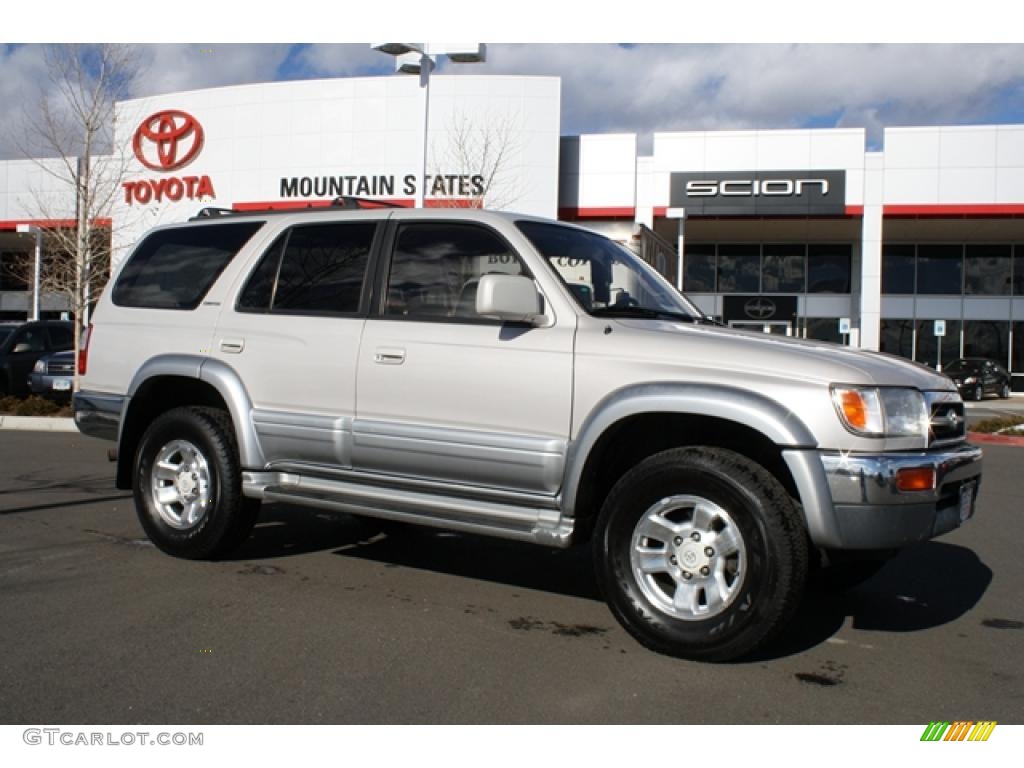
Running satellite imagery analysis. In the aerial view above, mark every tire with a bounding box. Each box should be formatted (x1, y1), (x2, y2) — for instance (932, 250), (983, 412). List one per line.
(1000, 382), (1011, 399)
(973, 384), (983, 402)
(593, 446), (808, 662)
(133, 406), (259, 560)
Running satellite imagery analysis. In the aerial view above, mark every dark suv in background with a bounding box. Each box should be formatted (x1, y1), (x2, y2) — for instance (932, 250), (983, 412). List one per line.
(944, 358), (1012, 401)
(0, 320), (74, 397)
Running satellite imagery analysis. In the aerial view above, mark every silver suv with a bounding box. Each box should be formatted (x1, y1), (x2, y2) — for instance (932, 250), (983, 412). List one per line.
(74, 201), (983, 661)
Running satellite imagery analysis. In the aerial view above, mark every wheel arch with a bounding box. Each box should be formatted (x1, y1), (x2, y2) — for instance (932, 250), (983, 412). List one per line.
(116, 355), (262, 489)
(562, 383), (819, 540)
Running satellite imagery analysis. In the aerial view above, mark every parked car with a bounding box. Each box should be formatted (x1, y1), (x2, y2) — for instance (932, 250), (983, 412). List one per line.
(944, 358), (1012, 401)
(29, 349), (75, 399)
(0, 320), (74, 397)
(73, 201), (982, 662)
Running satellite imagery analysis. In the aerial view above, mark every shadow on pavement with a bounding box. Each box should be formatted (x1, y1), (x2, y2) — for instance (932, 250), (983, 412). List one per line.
(234, 503), (991, 655)
(749, 541), (992, 661)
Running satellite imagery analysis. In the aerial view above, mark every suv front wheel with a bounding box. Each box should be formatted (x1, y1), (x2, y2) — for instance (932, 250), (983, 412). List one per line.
(594, 446), (807, 662)
(133, 406), (259, 559)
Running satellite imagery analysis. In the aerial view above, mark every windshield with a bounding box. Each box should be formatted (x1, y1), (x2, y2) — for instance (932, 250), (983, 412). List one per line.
(0, 327), (13, 347)
(516, 220), (704, 321)
(943, 360), (977, 374)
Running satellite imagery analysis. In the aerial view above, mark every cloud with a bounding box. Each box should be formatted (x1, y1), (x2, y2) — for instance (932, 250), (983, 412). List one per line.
(473, 44), (1024, 145)
(3, 43), (1023, 161)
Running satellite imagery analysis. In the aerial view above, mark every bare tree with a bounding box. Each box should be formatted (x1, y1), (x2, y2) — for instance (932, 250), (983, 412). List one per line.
(431, 110), (524, 210)
(11, 44), (141, 389)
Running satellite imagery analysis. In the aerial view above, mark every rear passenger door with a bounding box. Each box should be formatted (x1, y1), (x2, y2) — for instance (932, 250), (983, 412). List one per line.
(212, 218), (382, 469)
(354, 220), (574, 496)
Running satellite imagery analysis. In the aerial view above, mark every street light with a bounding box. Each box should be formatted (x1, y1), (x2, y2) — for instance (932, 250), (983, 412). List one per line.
(15, 223), (42, 321)
(372, 43), (487, 208)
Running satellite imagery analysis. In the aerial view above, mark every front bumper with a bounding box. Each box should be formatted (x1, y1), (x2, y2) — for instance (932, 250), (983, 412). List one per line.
(818, 444), (983, 549)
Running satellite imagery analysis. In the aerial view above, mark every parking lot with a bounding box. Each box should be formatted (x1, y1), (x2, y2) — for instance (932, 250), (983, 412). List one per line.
(1, 426), (1022, 725)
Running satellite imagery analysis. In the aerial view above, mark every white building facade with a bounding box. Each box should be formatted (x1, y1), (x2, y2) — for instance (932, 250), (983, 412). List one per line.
(1, 75), (1023, 389)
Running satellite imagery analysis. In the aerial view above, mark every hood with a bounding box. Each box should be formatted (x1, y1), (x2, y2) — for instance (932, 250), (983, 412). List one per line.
(609, 319), (955, 392)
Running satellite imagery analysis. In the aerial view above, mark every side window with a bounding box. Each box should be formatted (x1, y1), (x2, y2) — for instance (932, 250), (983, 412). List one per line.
(48, 325), (74, 350)
(238, 222), (375, 315)
(113, 222), (264, 310)
(386, 223), (526, 321)
(12, 327), (46, 353)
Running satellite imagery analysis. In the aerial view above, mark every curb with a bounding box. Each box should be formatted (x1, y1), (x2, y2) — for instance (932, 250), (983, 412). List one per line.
(0, 415), (77, 433)
(968, 431), (1024, 447)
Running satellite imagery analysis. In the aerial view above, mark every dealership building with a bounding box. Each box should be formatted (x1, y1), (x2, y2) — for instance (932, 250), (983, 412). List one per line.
(2, 74), (1024, 389)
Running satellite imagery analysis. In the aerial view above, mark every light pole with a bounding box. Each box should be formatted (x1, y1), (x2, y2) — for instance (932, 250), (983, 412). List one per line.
(666, 207), (687, 292)
(15, 223), (42, 321)
(371, 43), (486, 208)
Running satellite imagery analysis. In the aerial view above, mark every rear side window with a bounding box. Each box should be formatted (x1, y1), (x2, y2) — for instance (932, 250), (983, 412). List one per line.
(237, 222), (376, 315)
(48, 325), (73, 349)
(113, 222), (264, 309)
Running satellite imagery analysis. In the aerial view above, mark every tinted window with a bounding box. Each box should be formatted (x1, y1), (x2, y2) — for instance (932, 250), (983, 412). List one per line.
(808, 244), (852, 293)
(12, 326), (46, 353)
(762, 244), (805, 293)
(915, 319), (960, 369)
(965, 244), (1010, 295)
(880, 318), (914, 360)
(683, 244), (716, 292)
(882, 245), (915, 294)
(48, 325), (73, 349)
(963, 321), (1009, 362)
(113, 222), (263, 309)
(240, 223), (375, 315)
(917, 245), (963, 295)
(0, 252), (29, 291)
(717, 245), (760, 293)
(1014, 246), (1024, 295)
(387, 223), (524, 321)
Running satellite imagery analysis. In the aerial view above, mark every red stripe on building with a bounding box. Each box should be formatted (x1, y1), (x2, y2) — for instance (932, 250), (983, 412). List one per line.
(559, 207), (636, 220)
(232, 199), (477, 212)
(0, 218), (112, 231)
(884, 204), (1024, 217)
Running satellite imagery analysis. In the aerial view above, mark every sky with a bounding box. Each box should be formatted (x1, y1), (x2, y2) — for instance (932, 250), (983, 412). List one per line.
(2, 4), (1024, 160)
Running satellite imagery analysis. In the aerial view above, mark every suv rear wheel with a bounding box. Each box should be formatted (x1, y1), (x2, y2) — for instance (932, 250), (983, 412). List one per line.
(133, 406), (259, 559)
(593, 447), (807, 662)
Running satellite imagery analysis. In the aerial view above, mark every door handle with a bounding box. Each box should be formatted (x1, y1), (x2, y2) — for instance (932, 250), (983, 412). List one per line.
(374, 347), (406, 365)
(220, 339), (245, 354)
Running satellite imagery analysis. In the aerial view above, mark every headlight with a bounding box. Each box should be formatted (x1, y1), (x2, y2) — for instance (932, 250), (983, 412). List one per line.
(33, 359), (46, 373)
(831, 385), (928, 438)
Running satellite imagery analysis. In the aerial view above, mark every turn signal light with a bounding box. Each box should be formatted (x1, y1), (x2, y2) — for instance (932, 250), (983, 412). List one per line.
(838, 390), (868, 431)
(896, 467), (936, 492)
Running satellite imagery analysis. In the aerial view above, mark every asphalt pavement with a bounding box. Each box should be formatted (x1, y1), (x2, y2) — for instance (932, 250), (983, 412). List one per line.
(1, 430), (1022, 724)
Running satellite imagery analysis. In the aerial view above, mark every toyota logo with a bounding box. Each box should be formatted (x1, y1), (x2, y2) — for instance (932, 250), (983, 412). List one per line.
(132, 110), (204, 172)
(743, 297), (777, 320)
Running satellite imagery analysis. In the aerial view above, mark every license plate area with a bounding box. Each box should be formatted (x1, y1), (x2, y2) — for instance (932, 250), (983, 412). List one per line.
(53, 378), (71, 391)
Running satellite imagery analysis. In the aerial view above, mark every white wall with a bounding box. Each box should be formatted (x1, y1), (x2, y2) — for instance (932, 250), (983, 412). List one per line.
(111, 75), (561, 261)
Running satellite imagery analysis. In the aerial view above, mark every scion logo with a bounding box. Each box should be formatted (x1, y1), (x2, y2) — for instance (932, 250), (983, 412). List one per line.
(133, 110), (204, 172)
(744, 298), (777, 320)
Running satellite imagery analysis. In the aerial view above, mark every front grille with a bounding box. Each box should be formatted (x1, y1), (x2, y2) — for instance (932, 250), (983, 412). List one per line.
(927, 391), (966, 446)
(48, 360), (75, 375)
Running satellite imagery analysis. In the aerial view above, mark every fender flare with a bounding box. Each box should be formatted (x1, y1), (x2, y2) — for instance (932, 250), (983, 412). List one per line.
(124, 354), (265, 468)
(559, 381), (818, 518)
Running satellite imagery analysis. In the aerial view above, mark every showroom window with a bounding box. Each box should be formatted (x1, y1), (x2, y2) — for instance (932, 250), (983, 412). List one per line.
(963, 320), (1010, 363)
(965, 244), (1011, 295)
(683, 244), (716, 292)
(915, 319), (961, 369)
(880, 319), (915, 360)
(1014, 246), (1024, 295)
(762, 244), (805, 293)
(716, 245), (760, 293)
(916, 245), (963, 295)
(882, 245), (915, 294)
(805, 317), (843, 344)
(807, 245), (852, 293)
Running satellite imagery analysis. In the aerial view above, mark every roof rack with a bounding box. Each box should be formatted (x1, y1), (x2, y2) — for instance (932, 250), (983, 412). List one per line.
(189, 197), (405, 221)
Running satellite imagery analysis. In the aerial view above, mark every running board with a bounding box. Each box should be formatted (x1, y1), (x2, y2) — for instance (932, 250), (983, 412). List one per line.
(242, 471), (573, 548)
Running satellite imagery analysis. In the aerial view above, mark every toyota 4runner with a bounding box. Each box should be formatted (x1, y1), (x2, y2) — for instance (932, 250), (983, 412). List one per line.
(74, 201), (983, 661)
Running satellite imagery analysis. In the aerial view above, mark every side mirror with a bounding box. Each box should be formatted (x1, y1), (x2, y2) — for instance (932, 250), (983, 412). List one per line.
(476, 274), (543, 324)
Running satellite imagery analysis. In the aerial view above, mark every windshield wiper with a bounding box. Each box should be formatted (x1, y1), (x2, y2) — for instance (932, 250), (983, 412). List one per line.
(591, 306), (701, 322)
